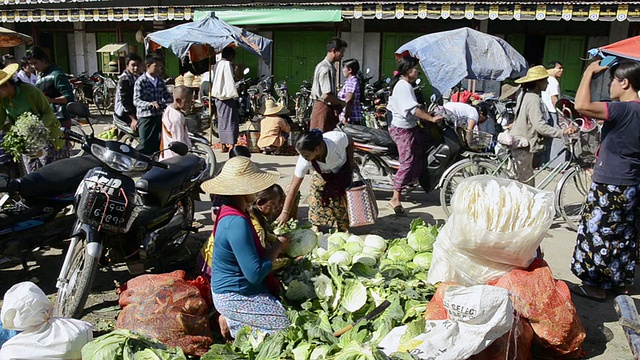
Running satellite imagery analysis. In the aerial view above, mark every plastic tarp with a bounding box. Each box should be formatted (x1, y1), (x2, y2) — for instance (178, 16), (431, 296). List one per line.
(193, 7), (342, 25)
(396, 27), (528, 95)
(599, 35), (640, 62)
(145, 12), (272, 64)
(0, 26), (32, 48)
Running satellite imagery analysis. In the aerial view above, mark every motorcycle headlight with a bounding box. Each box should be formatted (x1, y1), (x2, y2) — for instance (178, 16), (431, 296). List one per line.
(91, 144), (148, 172)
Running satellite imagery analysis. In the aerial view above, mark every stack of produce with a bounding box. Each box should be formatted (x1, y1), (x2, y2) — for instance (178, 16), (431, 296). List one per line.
(203, 219), (439, 360)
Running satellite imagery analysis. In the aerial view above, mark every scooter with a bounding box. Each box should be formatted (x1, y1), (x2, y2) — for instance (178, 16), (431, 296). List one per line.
(0, 154), (102, 278)
(342, 101), (463, 194)
(54, 102), (213, 319)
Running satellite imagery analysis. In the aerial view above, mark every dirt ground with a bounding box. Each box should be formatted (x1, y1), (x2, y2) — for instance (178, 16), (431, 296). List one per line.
(1, 131), (638, 359)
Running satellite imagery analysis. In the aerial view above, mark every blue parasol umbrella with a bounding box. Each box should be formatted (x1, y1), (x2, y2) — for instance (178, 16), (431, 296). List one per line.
(396, 27), (528, 95)
(145, 11), (272, 65)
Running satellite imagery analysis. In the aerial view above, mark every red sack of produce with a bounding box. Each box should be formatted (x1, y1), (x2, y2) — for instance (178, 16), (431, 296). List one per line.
(116, 271), (213, 356)
(423, 281), (459, 320)
(489, 258), (586, 359)
(469, 316), (534, 360)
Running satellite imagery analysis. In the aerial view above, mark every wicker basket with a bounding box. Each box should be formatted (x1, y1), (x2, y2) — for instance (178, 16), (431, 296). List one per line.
(456, 127), (493, 151)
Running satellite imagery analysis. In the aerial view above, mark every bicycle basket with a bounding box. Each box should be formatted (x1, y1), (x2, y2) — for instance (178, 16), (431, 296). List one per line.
(456, 128), (493, 151)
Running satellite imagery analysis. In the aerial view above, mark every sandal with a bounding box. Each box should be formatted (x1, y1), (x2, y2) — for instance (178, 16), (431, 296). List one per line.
(615, 285), (630, 295)
(389, 203), (407, 217)
(570, 284), (606, 301)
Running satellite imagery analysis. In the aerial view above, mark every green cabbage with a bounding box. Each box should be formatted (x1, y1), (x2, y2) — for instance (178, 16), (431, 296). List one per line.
(412, 252), (433, 270)
(346, 235), (364, 246)
(406, 221), (437, 253)
(327, 251), (352, 267)
(352, 253), (377, 267)
(286, 229), (319, 257)
(342, 279), (367, 312)
(364, 235), (387, 253)
(344, 241), (363, 256)
(328, 232), (350, 250)
(285, 280), (316, 301)
(311, 274), (334, 301)
(386, 243), (415, 263)
(362, 246), (383, 259)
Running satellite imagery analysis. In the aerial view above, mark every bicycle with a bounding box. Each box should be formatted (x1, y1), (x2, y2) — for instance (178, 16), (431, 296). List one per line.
(92, 73), (117, 116)
(439, 123), (596, 231)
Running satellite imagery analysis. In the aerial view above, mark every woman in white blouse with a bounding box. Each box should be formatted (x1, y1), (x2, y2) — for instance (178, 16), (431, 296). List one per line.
(276, 128), (355, 232)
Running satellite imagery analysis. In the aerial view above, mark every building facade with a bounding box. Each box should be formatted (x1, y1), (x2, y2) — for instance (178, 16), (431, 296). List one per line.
(1, 1), (639, 95)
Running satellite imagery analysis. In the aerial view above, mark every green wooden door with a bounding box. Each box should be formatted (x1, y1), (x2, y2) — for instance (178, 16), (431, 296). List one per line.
(164, 51), (180, 78)
(507, 34), (526, 56)
(53, 32), (70, 73)
(234, 47), (259, 81)
(97, 32), (117, 73)
(273, 30), (335, 97)
(122, 32), (144, 57)
(543, 36), (586, 96)
(381, 32), (432, 98)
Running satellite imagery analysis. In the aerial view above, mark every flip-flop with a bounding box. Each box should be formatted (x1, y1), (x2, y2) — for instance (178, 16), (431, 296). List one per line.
(389, 203), (407, 217)
(570, 284), (606, 301)
(615, 285), (630, 295)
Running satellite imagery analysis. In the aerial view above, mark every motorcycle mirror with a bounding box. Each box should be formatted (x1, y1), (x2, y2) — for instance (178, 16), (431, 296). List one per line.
(243, 68), (250, 75)
(168, 141), (189, 156)
(385, 78), (391, 84)
(416, 78), (422, 85)
(366, 68), (371, 74)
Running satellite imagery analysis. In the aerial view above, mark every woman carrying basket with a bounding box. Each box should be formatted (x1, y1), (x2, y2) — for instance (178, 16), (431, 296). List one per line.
(510, 65), (576, 186)
(276, 128), (355, 232)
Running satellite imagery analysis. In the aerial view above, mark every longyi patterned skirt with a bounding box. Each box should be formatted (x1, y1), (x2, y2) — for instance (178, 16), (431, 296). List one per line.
(308, 172), (349, 231)
(571, 182), (640, 289)
(211, 292), (290, 338)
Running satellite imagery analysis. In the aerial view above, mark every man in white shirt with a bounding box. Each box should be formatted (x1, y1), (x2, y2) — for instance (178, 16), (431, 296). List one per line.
(443, 101), (482, 129)
(541, 61), (564, 167)
(211, 47), (239, 152)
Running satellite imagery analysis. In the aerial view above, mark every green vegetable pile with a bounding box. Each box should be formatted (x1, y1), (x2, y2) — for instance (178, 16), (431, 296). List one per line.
(81, 329), (186, 360)
(2, 112), (49, 160)
(203, 219), (440, 360)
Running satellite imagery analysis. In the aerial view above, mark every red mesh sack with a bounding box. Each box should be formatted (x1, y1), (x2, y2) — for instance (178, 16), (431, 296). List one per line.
(469, 315), (534, 360)
(489, 258), (586, 359)
(423, 282), (459, 321)
(116, 271), (213, 356)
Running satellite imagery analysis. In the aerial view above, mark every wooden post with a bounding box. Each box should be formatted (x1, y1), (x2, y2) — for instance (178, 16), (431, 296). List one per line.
(208, 56), (213, 144)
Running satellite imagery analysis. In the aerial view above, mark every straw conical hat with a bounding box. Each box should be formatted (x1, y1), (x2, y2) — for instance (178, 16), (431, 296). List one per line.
(515, 65), (555, 84)
(200, 156), (280, 195)
(0, 63), (18, 86)
(261, 99), (285, 116)
(499, 83), (520, 100)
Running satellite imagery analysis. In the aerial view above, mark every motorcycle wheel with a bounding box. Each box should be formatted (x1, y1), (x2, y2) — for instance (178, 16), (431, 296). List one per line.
(54, 237), (100, 318)
(94, 89), (108, 116)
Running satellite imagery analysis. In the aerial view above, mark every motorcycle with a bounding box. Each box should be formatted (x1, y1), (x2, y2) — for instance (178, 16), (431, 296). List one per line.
(343, 96), (463, 194)
(54, 102), (213, 318)
(0, 155), (102, 278)
(363, 77), (391, 129)
(294, 80), (313, 130)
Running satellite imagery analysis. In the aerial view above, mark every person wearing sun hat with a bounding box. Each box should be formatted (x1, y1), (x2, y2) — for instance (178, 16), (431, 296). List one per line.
(509, 65), (576, 186)
(202, 156), (291, 339)
(257, 99), (290, 154)
(0, 63), (66, 173)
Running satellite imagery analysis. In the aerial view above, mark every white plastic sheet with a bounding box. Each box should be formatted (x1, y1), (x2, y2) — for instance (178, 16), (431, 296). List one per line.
(380, 285), (514, 359)
(428, 176), (554, 286)
(0, 282), (93, 360)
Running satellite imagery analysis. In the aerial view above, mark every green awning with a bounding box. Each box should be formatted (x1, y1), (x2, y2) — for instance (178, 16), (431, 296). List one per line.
(193, 7), (342, 25)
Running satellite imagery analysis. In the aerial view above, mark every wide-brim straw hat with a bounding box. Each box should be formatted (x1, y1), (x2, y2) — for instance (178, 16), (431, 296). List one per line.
(499, 83), (521, 100)
(200, 156), (280, 195)
(515, 65), (556, 84)
(261, 99), (285, 116)
(0, 64), (19, 86)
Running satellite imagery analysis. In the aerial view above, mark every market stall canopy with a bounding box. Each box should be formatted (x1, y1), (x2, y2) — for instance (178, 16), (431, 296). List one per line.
(598, 35), (640, 62)
(144, 11), (272, 65)
(193, 7), (342, 25)
(396, 27), (528, 95)
(0, 26), (32, 47)
(96, 43), (127, 54)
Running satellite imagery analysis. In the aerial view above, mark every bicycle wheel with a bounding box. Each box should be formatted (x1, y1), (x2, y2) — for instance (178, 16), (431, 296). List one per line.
(439, 159), (509, 217)
(556, 166), (591, 231)
(69, 121), (86, 158)
(93, 89), (108, 116)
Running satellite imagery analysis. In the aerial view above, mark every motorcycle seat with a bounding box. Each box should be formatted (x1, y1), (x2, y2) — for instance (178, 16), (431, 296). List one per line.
(135, 154), (203, 194)
(16, 156), (102, 199)
(342, 124), (396, 149)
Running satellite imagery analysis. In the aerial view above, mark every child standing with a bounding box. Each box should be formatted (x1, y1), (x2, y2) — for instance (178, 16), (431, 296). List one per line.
(133, 53), (173, 155)
(160, 86), (192, 160)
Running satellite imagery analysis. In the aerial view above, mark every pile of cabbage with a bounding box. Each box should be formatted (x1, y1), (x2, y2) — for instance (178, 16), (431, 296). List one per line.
(203, 219), (439, 360)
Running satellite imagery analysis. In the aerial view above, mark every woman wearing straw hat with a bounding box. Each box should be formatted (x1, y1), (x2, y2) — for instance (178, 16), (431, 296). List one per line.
(201, 156), (291, 338)
(510, 65), (576, 186)
(569, 60), (640, 300)
(0, 63), (65, 173)
(257, 99), (291, 154)
(277, 128), (355, 232)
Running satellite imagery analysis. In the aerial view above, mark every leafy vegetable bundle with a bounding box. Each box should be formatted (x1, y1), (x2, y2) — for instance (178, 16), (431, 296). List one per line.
(2, 112), (49, 160)
(203, 219), (439, 360)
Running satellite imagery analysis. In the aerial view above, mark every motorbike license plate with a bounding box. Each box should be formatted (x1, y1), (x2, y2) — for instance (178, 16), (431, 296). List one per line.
(87, 193), (127, 230)
(78, 171), (132, 233)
